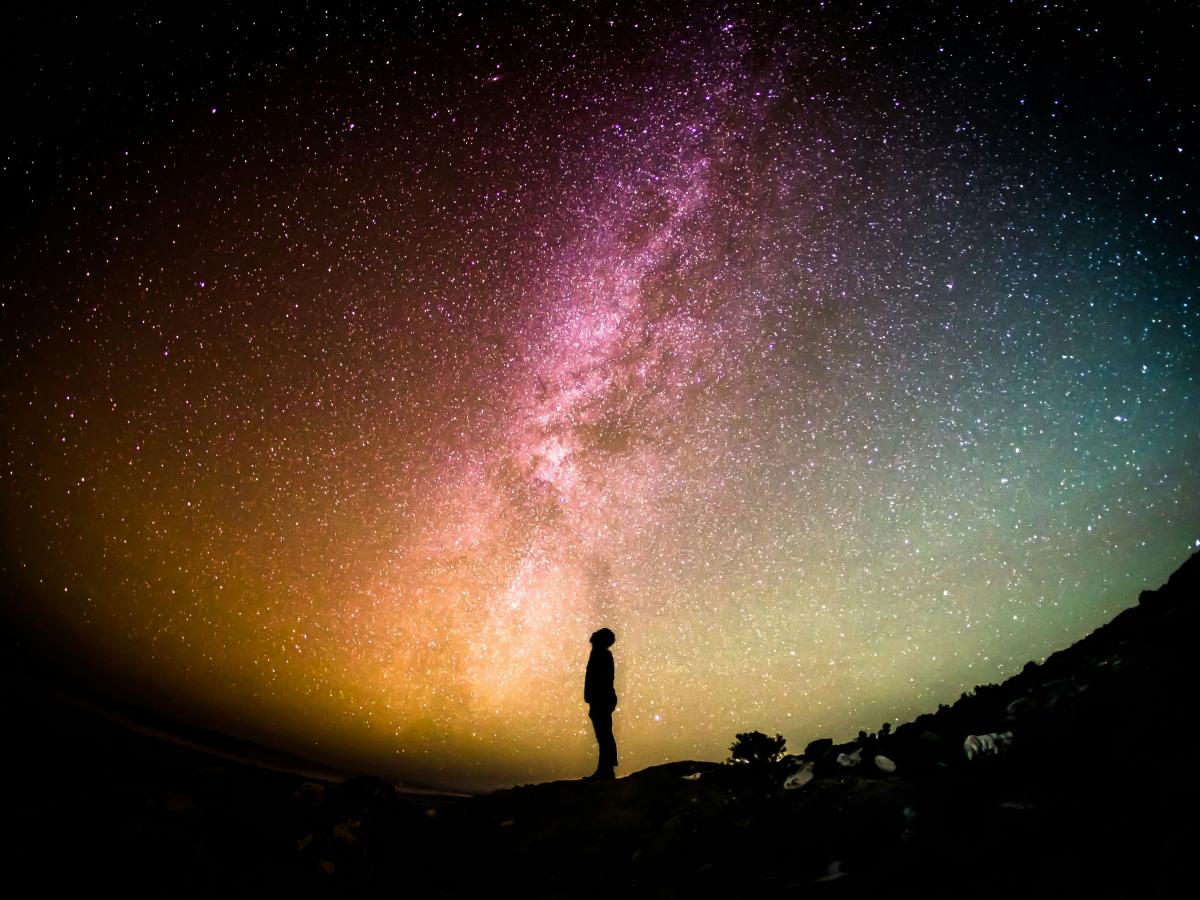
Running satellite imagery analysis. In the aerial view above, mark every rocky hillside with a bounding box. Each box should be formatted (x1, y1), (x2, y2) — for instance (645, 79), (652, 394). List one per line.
(4, 552), (1196, 897)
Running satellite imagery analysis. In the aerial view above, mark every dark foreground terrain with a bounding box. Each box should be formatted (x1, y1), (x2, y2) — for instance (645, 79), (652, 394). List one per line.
(4, 553), (1198, 897)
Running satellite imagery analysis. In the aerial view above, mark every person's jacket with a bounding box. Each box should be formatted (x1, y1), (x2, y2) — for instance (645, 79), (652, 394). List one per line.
(584, 647), (617, 708)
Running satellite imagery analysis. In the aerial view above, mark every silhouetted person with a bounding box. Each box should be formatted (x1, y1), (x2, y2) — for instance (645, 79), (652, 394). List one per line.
(584, 628), (618, 780)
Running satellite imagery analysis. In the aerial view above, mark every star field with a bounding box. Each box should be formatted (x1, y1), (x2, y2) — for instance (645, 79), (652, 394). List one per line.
(2, 3), (1198, 789)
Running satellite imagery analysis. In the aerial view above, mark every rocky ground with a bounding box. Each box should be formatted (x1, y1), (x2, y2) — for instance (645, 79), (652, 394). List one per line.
(4, 553), (1197, 897)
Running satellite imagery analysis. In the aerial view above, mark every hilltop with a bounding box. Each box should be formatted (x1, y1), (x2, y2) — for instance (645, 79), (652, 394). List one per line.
(4, 552), (1197, 896)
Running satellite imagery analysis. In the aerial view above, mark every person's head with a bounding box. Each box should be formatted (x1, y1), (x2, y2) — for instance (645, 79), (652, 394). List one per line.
(590, 627), (615, 648)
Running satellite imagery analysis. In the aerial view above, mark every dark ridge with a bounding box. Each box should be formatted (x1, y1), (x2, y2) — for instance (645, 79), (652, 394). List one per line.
(2, 551), (1196, 897)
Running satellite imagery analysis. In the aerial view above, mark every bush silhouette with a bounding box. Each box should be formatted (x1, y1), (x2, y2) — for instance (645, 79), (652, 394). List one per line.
(728, 731), (787, 767)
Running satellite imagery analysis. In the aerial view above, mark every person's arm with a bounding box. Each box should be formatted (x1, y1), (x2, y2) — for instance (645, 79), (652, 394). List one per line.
(584, 651), (596, 703)
(603, 651), (616, 704)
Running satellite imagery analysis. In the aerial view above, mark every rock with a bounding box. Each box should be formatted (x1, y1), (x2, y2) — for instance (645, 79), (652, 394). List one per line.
(804, 738), (834, 758)
(1000, 800), (1035, 811)
(784, 762), (815, 790)
(815, 860), (846, 882)
(890, 726), (957, 773)
(964, 731), (1014, 761)
(836, 748), (862, 768)
(1005, 696), (1034, 720)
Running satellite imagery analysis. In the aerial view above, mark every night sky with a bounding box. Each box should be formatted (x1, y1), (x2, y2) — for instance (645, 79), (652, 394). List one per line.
(2, 2), (1197, 790)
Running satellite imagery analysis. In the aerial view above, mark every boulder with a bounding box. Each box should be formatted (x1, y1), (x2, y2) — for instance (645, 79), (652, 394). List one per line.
(804, 738), (834, 759)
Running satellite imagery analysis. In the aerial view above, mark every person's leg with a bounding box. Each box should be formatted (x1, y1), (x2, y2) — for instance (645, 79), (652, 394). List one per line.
(589, 706), (616, 777)
(601, 710), (617, 769)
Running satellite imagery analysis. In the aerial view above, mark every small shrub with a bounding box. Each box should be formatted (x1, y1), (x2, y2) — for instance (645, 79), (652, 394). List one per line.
(728, 731), (787, 767)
